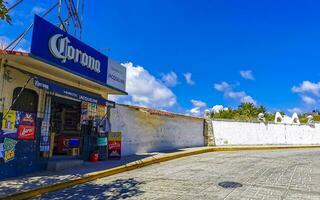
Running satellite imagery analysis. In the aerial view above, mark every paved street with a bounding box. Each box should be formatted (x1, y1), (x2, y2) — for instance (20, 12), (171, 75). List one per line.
(35, 148), (320, 200)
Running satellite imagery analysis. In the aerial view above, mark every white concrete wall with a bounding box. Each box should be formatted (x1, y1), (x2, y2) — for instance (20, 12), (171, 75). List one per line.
(110, 104), (205, 156)
(213, 120), (320, 146)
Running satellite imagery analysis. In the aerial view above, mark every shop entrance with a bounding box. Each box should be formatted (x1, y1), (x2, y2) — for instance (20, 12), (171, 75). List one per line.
(50, 96), (82, 157)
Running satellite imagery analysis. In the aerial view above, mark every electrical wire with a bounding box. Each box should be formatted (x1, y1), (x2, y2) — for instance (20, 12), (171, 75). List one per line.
(7, 0), (24, 12)
(4, 1), (59, 51)
(80, 0), (84, 39)
(70, 0), (82, 29)
(2, 75), (33, 119)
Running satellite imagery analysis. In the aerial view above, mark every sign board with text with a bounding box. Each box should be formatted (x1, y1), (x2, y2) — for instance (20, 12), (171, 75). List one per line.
(108, 132), (121, 159)
(30, 15), (127, 93)
(107, 59), (126, 92)
(31, 15), (108, 85)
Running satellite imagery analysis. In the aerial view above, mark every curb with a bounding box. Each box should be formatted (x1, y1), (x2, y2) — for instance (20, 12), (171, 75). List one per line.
(3, 145), (320, 200)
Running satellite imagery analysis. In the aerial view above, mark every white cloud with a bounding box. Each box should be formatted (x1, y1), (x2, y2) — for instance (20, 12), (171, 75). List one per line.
(191, 99), (207, 108)
(292, 81), (320, 96)
(214, 82), (231, 92)
(0, 36), (29, 51)
(214, 81), (257, 105)
(15, 47), (28, 53)
(225, 91), (246, 99)
(241, 95), (257, 105)
(161, 71), (178, 87)
(240, 70), (254, 80)
(183, 72), (195, 85)
(109, 62), (176, 109)
(32, 6), (46, 15)
(301, 95), (316, 105)
(211, 105), (228, 113)
(288, 107), (303, 114)
(187, 99), (207, 116)
(0, 36), (10, 49)
(189, 107), (200, 115)
(292, 81), (320, 107)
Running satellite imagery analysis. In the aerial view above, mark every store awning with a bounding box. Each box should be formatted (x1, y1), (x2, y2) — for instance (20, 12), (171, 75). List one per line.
(34, 78), (115, 107)
(0, 50), (127, 95)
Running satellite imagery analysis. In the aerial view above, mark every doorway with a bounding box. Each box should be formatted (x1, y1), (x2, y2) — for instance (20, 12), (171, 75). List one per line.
(50, 96), (81, 157)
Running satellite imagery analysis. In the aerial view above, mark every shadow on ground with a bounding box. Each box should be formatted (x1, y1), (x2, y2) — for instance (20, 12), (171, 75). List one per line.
(0, 154), (151, 197)
(35, 178), (146, 200)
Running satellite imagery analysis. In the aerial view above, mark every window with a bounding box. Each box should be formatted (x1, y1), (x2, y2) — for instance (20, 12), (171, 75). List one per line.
(12, 87), (38, 113)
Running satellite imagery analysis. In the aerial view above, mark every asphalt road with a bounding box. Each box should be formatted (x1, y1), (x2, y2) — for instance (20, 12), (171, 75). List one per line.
(34, 148), (320, 200)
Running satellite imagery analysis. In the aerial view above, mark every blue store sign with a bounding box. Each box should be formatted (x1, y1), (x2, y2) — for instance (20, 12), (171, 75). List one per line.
(30, 15), (108, 85)
(34, 78), (115, 107)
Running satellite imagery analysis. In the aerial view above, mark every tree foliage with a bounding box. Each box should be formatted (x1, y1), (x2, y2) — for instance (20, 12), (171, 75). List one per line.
(209, 102), (320, 123)
(210, 103), (265, 121)
(210, 102), (280, 122)
(0, 0), (11, 24)
(298, 114), (320, 123)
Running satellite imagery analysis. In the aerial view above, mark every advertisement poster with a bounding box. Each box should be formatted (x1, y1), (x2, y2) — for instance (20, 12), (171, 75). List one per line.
(0, 110), (18, 138)
(40, 97), (51, 152)
(17, 112), (36, 140)
(3, 137), (18, 150)
(88, 103), (97, 117)
(18, 125), (35, 140)
(1, 111), (36, 139)
(108, 132), (121, 159)
(1, 138), (18, 163)
(1, 110), (16, 130)
(97, 105), (106, 117)
(40, 121), (50, 152)
(39, 135), (50, 152)
(97, 137), (108, 146)
(4, 149), (15, 162)
(19, 112), (36, 126)
(0, 143), (3, 158)
(80, 102), (89, 125)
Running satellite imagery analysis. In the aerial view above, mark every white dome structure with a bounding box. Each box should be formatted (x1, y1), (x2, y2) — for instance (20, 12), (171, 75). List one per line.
(274, 112), (283, 123)
(274, 112), (300, 124)
(291, 113), (300, 124)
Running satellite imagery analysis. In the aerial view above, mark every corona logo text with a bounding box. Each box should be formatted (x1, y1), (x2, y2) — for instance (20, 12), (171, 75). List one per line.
(48, 34), (101, 73)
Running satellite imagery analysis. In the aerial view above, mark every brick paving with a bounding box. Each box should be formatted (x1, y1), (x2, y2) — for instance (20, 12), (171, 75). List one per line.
(34, 148), (320, 200)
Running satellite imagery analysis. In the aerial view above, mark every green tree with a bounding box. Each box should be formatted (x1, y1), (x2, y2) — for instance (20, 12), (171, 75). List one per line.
(210, 102), (280, 122)
(210, 108), (236, 119)
(237, 102), (266, 118)
(0, 0), (11, 24)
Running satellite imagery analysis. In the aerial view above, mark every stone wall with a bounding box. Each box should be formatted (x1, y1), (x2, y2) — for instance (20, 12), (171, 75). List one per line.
(204, 117), (215, 146)
(212, 119), (320, 146)
(110, 104), (205, 156)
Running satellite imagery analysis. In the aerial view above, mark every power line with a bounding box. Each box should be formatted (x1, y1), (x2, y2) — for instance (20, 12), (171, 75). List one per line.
(57, 0), (83, 38)
(5, 0), (84, 51)
(7, 0), (24, 12)
(80, 0), (84, 39)
(5, 2), (59, 51)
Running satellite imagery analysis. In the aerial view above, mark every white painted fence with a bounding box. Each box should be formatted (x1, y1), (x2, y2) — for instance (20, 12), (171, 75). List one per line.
(212, 120), (320, 146)
(110, 104), (205, 156)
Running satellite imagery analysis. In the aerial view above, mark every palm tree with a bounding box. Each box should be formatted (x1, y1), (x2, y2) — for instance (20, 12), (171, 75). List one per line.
(0, 0), (11, 24)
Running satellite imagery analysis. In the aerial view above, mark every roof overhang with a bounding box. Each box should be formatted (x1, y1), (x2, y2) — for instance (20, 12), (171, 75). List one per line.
(0, 51), (127, 97)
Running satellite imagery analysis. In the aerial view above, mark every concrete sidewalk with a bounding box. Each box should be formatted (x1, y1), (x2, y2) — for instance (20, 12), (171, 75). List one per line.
(2, 145), (320, 199)
(0, 152), (160, 197)
(0, 147), (201, 198)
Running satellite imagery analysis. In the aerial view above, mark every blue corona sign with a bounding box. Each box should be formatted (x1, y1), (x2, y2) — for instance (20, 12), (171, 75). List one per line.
(30, 15), (108, 85)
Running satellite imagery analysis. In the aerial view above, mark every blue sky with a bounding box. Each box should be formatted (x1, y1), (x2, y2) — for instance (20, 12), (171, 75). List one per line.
(2, 0), (320, 116)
